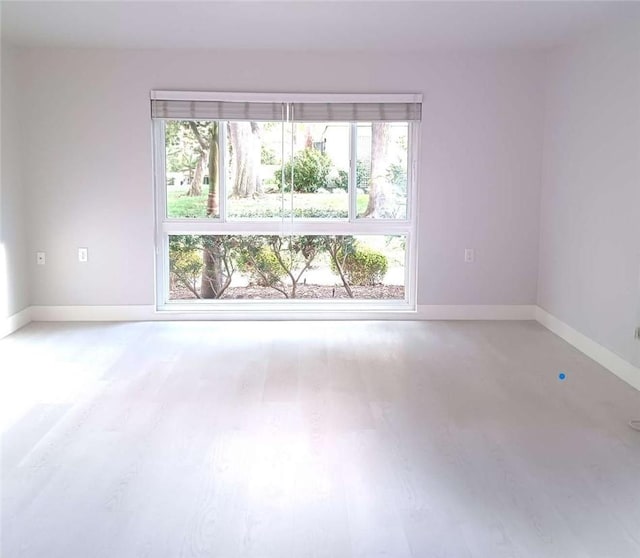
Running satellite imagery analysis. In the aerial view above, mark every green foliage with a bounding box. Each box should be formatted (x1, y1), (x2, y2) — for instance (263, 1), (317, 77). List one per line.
(169, 235), (204, 295)
(326, 235), (357, 277)
(274, 148), (333, 193)
(331, 170), (348, 192)
(169, 235), (202, 268)
(235, 235), (322, 297)
(339, 243), (388, 286)
(165, 120), (208, 177)
(167, 190), (369, 220)
(236, 239), (285, 287)
(167, 193), (209, 219)
(173, 248), (204, 276)
(229, 207), (348, 219)
(357, 160), (371, 192)
(330, 160), (371, 193)
(261, 144), (278, 165)
(386, 162), (407, 194)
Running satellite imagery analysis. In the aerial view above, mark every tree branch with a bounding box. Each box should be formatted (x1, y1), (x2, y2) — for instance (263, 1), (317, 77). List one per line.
(171, 270), (201, 299)
(328, 243), (353, 298)
(188, 121), (210, 152)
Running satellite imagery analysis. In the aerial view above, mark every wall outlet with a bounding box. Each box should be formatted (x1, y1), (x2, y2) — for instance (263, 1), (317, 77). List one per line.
(464, 248), (475, 263)
(78, 247), (88, 263)
(36, 251), (46, 265)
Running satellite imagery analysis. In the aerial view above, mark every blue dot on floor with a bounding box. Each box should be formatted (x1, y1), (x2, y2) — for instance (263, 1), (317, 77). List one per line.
(558, 372), (566, 380)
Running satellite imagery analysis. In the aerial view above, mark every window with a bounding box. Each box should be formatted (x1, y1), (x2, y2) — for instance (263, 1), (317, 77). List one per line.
(152, 92), (421, 311)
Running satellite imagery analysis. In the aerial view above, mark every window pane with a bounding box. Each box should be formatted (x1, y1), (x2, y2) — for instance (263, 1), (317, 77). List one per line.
(289, 122), (349, 220)
(168, 234), (405, 301)
(227, 121), (287, 220)
(165, 120), (220, 219)
(356, 122), (408, 220)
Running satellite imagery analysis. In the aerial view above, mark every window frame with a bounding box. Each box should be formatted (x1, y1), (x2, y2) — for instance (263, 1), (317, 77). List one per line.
(152, 91), (421, 313)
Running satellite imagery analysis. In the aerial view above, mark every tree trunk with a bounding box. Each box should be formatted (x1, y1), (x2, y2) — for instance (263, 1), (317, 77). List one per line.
(186, 151), (205, 196)
(201, 237), (224, 298)
(229, 121), (262, 198)
(207, 123), (219, 216)
(327, 239), (354, 298)
(362, 123), (391, 218)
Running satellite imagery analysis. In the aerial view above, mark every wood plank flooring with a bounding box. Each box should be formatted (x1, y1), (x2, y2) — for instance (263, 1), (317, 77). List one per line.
(1, 320), (639, 558)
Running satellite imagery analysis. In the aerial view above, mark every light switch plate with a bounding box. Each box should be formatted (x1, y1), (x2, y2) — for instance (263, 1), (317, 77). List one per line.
(36, 251), (46, 265)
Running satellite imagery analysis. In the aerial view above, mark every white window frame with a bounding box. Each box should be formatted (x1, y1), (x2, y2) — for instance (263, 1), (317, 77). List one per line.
(152, 91), (421, 314)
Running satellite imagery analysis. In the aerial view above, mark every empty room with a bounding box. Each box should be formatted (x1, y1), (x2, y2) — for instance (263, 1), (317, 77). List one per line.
(1, 1), (639, 556)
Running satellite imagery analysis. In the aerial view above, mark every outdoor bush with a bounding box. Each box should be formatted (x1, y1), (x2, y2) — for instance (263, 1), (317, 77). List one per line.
(227, 207), (348, 219)
(339, 244), (388, 286)
(169, 235), (204, 295)
(330, 160), (371, 193)
(261, 144), (278, 165)
(274, 148), (333, 193)
(331, 170), (349, 192)
(357, 160), (371, 193)
(170, 245), (203, 278)
(386, 161), (407, 194)
(236, 241), (285, 287)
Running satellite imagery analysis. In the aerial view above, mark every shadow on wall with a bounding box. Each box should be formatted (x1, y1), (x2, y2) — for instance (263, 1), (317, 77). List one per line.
(636, 258), (640, 368)
(0, 243), (8, 319)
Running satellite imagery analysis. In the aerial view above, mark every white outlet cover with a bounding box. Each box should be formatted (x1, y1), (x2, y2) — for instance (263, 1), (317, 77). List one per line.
(464, 248), (475, 263)
(78, 248), (88, 262)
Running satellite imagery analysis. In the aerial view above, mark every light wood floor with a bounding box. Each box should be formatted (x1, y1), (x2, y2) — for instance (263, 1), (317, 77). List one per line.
(1, 320), (639, 558)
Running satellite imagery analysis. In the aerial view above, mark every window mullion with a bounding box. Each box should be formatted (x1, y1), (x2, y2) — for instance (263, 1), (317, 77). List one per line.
(219, 120), (227, 222)
(289, 104), (295, 233)
(154, 120), (169, 308)
(349, 122), (357, 222)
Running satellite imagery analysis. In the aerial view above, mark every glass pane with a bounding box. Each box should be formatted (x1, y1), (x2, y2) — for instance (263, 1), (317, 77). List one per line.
(288, 122), (349, 220)
(227, 121), (288, 220)
(165, 120), (221, 219)
(168, 234), (405, 301)
(356, 122), (408, 220)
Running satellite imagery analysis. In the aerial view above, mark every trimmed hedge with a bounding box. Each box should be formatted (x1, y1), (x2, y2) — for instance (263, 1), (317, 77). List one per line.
(331, 242), (388, 286)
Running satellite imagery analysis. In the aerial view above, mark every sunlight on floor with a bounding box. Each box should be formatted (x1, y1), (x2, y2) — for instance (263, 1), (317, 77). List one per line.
(0, 331), (108, 434)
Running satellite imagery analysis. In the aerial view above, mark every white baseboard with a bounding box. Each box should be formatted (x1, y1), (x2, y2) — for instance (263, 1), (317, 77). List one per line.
(30, 305), (157, 321)
(417, 305), (536, 320)
(535, 307), (640, 392)
(0, 307), (33, 339)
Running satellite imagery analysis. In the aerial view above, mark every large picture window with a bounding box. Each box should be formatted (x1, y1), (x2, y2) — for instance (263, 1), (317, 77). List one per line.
(152, 92), (421, 310)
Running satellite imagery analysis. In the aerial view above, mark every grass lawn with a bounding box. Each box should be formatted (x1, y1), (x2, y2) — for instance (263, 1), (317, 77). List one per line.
(167, 188), (369, 219)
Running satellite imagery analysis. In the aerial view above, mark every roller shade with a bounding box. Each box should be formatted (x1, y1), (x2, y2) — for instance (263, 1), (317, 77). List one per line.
(151, 98), (421, 122)
(151, 100), (285, 121)
(291, 102), (421, 122)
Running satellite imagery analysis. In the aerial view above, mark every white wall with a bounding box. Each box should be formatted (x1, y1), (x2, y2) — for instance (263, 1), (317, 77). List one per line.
(16, 48), (545, 307)
(1, 44), (29, 320)
(538, 17), (640, 367)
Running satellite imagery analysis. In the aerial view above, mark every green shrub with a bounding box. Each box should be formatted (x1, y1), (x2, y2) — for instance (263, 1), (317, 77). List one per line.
(330, 160), (371, 192)
(236, 242), (285, 287)
(261, 144), (278, 165)
(331, 169), (349, 192)
(274, 148), (333, 193)
(386, 161), (407, 194)
(169, 235), (204, 294)
(357, 160), (371, 193)
(227, 207), (348, 219)
(332, 243), (388, 286)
